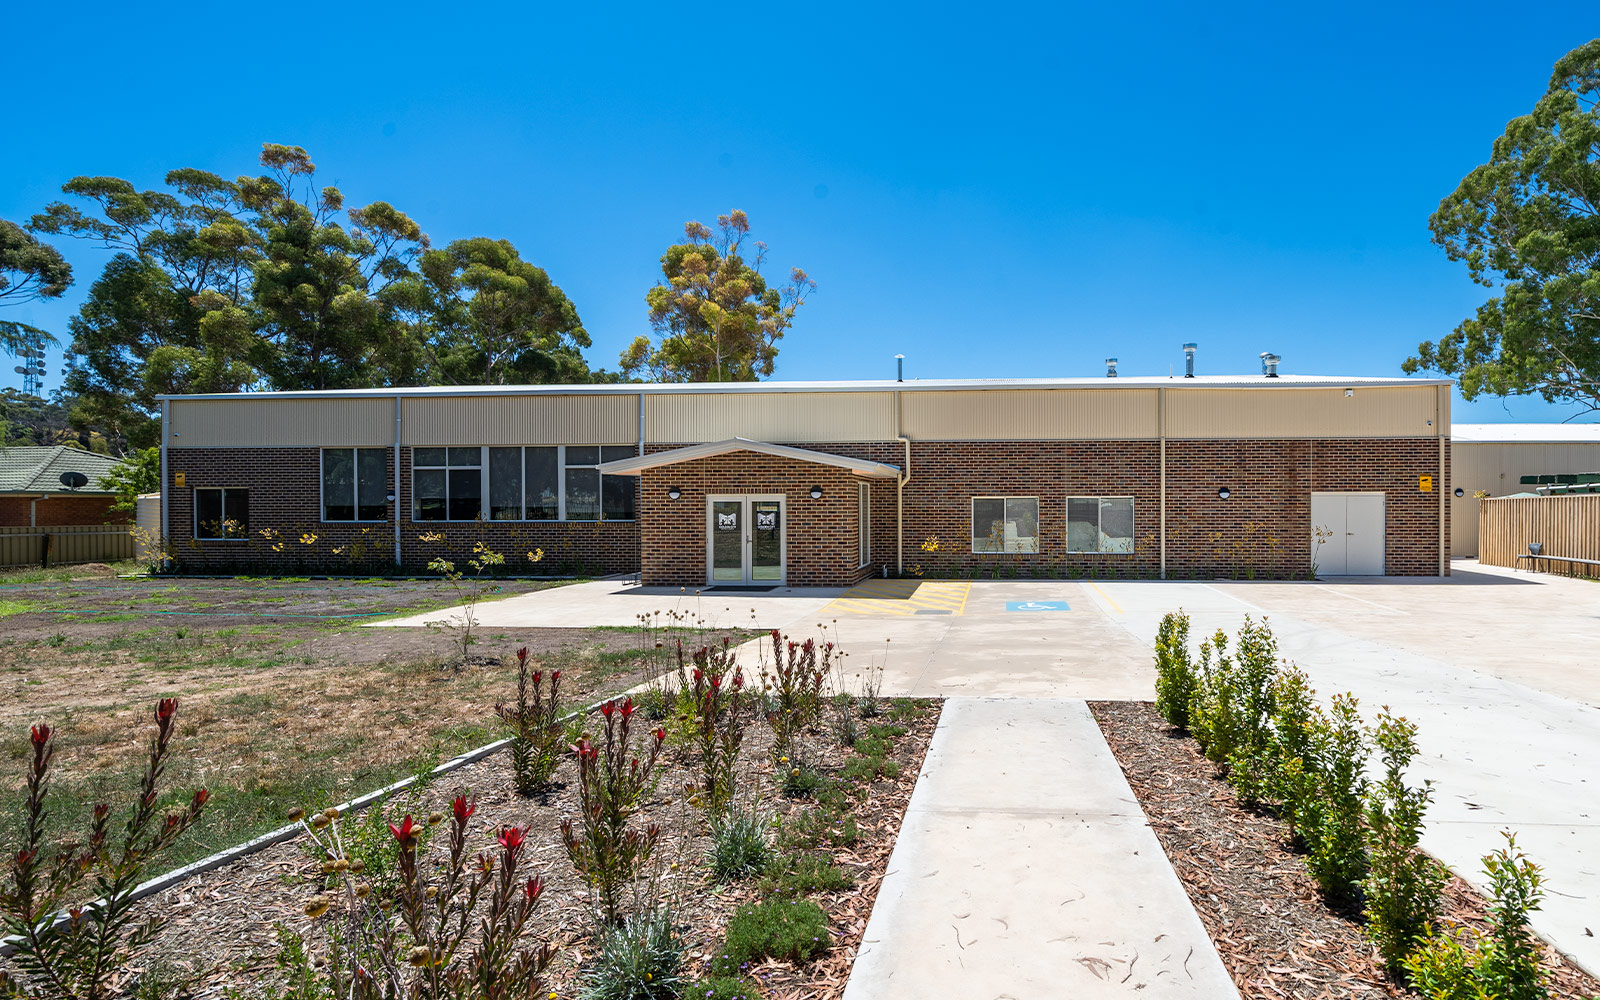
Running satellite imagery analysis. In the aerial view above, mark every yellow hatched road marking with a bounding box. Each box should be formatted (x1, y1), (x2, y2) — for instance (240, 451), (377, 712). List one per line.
(824, 580), (972, 617)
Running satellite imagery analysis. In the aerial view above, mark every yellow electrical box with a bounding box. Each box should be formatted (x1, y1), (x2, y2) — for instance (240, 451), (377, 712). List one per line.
(1419, 475), (1433, 492)
(174, 472), (186, 488)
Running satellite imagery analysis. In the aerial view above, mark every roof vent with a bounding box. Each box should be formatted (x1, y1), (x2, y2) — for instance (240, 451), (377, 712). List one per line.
(1105, 357), (1118, 378)
(1183, 343), (1197, 378)
(1260, 352), (1281, 378)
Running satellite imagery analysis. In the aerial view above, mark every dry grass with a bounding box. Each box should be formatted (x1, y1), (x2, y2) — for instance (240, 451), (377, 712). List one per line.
(0, 575), (755, 874)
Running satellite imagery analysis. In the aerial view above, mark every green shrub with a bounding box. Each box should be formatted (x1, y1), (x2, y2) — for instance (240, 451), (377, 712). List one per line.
(708, 806), (774, 882)
(1401, 833), (1549, 1000)
(1401, 927), (1488, 1000)
(713, 898), (831, 976)
(852, 735), (891, 758)
(581, 909), (686, 1000)
(758, 852), (853, 897)
(1187, 630), (1237, 761)
(1153, 610), (1196, 729)
(1476, 833), (1548, 1000)
(1303, 692), (1369, 904)
(1222, 616), (1280, 807)
(686, 977), (764, 1000)
(1363, 708), (1446, 975)
(779, 764), (824, 798)
(781, 808), (857, 850)
(840, 755), (899, 783)
(1268, 665), (1322, 844)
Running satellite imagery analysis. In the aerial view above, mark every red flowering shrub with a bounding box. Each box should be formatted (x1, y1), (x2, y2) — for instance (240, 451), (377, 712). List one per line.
(0, 700), (208, 1000)
(688, 641), (748, 814)
(561, 698), (666, 925)
(284, 793), (555, 998)
(495, 646), (565, 794)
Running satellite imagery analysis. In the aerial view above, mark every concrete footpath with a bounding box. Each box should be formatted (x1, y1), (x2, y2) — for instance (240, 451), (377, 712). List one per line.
(843, 698), (1239, 999)
(1093, 581), (1600, 977)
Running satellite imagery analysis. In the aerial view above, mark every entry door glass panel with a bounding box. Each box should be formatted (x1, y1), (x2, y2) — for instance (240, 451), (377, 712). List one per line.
(751, 500), (782, 581)
(711, 501), (744, 582)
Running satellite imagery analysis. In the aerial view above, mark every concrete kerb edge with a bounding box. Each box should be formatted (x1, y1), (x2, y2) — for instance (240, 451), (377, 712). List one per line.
(0, 683), (634, 958)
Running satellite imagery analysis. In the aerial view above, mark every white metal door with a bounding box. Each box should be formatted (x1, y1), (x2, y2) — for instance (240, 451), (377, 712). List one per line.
(1310, 493), (1348, 575)
(1345, 494), (1386, 575)
(1310, 492), (1385, 576)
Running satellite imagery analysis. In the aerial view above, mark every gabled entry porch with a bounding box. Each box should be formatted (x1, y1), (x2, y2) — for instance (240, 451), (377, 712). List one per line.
(597, 438), (901, 588)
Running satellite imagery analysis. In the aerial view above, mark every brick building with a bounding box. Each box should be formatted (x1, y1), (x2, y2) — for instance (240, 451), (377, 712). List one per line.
(0, 446), (127, 527)
(156, 374), (1454, 583)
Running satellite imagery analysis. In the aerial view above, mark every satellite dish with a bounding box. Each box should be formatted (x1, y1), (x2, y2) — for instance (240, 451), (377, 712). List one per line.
(58, 471), (89, 490)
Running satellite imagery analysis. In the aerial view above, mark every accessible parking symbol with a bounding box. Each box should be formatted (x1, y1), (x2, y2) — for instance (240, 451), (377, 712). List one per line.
(1005, 600), (1070, 612)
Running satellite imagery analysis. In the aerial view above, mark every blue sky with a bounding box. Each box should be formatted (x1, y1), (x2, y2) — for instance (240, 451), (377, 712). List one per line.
(3, 2), (1595, 423)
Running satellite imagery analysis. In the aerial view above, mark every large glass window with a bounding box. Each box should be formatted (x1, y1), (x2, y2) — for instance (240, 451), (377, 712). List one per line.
(971, 497), (1039, 553)
(195, 488), (249, 539)
(525, 447), (559, 519)
(412, 448), (482, 521)
(410, 445), (635, 521)
(323, 448), (388, 521)
(1067, 496), (1135, 554)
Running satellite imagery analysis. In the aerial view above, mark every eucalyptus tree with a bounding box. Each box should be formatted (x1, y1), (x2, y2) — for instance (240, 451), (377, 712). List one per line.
(1405, 40), (1600, 415)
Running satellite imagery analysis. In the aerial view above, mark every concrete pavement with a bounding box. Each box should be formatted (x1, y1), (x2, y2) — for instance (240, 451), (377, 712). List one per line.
(1093, 574), (1600, 976)
(375, 565), (1600, 977)
(843, 698), (1239, 999)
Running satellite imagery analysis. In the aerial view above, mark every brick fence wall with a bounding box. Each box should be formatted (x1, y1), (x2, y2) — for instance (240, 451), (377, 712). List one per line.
(165, 448), (637, 575)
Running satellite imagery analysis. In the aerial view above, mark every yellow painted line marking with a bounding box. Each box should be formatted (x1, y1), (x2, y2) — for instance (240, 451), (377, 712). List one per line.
(1088, 581), (1123, 614)
(824, 580), (972, 617)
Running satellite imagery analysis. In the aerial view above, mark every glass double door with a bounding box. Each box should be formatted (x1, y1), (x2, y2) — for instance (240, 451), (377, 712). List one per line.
(707, 495), (785, 586)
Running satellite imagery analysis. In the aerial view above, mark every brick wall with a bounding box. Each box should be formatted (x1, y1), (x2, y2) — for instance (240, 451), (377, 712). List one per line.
(167, 436), (1446, 580)
(0, 495), (126, 527)
(637, 453), (876, 587)
(165, 448), (637, 575)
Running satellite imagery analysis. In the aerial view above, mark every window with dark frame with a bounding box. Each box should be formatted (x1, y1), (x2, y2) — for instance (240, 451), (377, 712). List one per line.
(194, 488), (249, 539)
(322, 448), (388, 521)
(410, 445), (635, 522)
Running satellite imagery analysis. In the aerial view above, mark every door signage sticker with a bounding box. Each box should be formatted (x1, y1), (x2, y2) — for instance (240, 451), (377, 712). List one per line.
(755, 511), (777, 531)
(717, 512), (738, 531)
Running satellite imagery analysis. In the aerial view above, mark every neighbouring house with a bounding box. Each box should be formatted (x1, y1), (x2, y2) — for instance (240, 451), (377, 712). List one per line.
(156, 370), (1458, 583)
(0, 446), (127, 527)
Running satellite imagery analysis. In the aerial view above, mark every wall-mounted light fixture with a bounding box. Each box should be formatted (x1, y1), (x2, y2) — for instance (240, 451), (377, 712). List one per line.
(1217, 487), (1232, 500)
(1454, 487), (1465, 498)
(667, 487), (682, 501)
(809, 486), (824, 499)
(1345, 388), (1354, 397)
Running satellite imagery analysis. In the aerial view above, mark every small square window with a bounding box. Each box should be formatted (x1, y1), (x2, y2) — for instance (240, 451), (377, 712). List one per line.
(195, 488), (249, 539)
(972, 497), (1038, 553)
(1067, 496), (1135, 554)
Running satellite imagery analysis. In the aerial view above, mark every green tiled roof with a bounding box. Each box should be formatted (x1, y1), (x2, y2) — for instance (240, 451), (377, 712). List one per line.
(0, 446), (122, 495)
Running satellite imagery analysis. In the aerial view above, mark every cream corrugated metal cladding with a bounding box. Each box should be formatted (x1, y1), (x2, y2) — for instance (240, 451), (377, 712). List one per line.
(167, 398), (395, 447)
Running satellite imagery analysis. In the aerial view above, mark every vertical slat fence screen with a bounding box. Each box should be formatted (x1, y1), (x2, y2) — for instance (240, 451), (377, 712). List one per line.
(1478, 495), (1600, 576)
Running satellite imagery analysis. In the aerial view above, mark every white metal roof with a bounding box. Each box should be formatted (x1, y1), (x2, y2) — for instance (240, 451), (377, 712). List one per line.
(596, 438), (902, 479)
(1451, 423), (1600, 443)
(158, 373), (1450, 401)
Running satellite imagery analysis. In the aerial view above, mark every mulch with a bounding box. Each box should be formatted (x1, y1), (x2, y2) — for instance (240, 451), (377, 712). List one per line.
(105, 696), (939, 999)
(1090, 700), (1600, 1000)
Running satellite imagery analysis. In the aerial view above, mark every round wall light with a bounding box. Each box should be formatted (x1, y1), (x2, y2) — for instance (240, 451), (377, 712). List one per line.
(809, 486), (824, 499)
(1217, 487), (1232, 500)
(667, 487), (682, 501)
(1454, 487), (1465, 498)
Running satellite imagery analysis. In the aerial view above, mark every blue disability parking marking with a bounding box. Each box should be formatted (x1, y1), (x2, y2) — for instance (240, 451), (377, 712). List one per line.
(1004, 600), (1070, 612)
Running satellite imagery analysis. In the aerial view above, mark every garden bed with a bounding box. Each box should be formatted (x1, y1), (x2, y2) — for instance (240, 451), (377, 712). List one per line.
(102, 677), (939, 998)
(1091, 700), (1600, 999)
